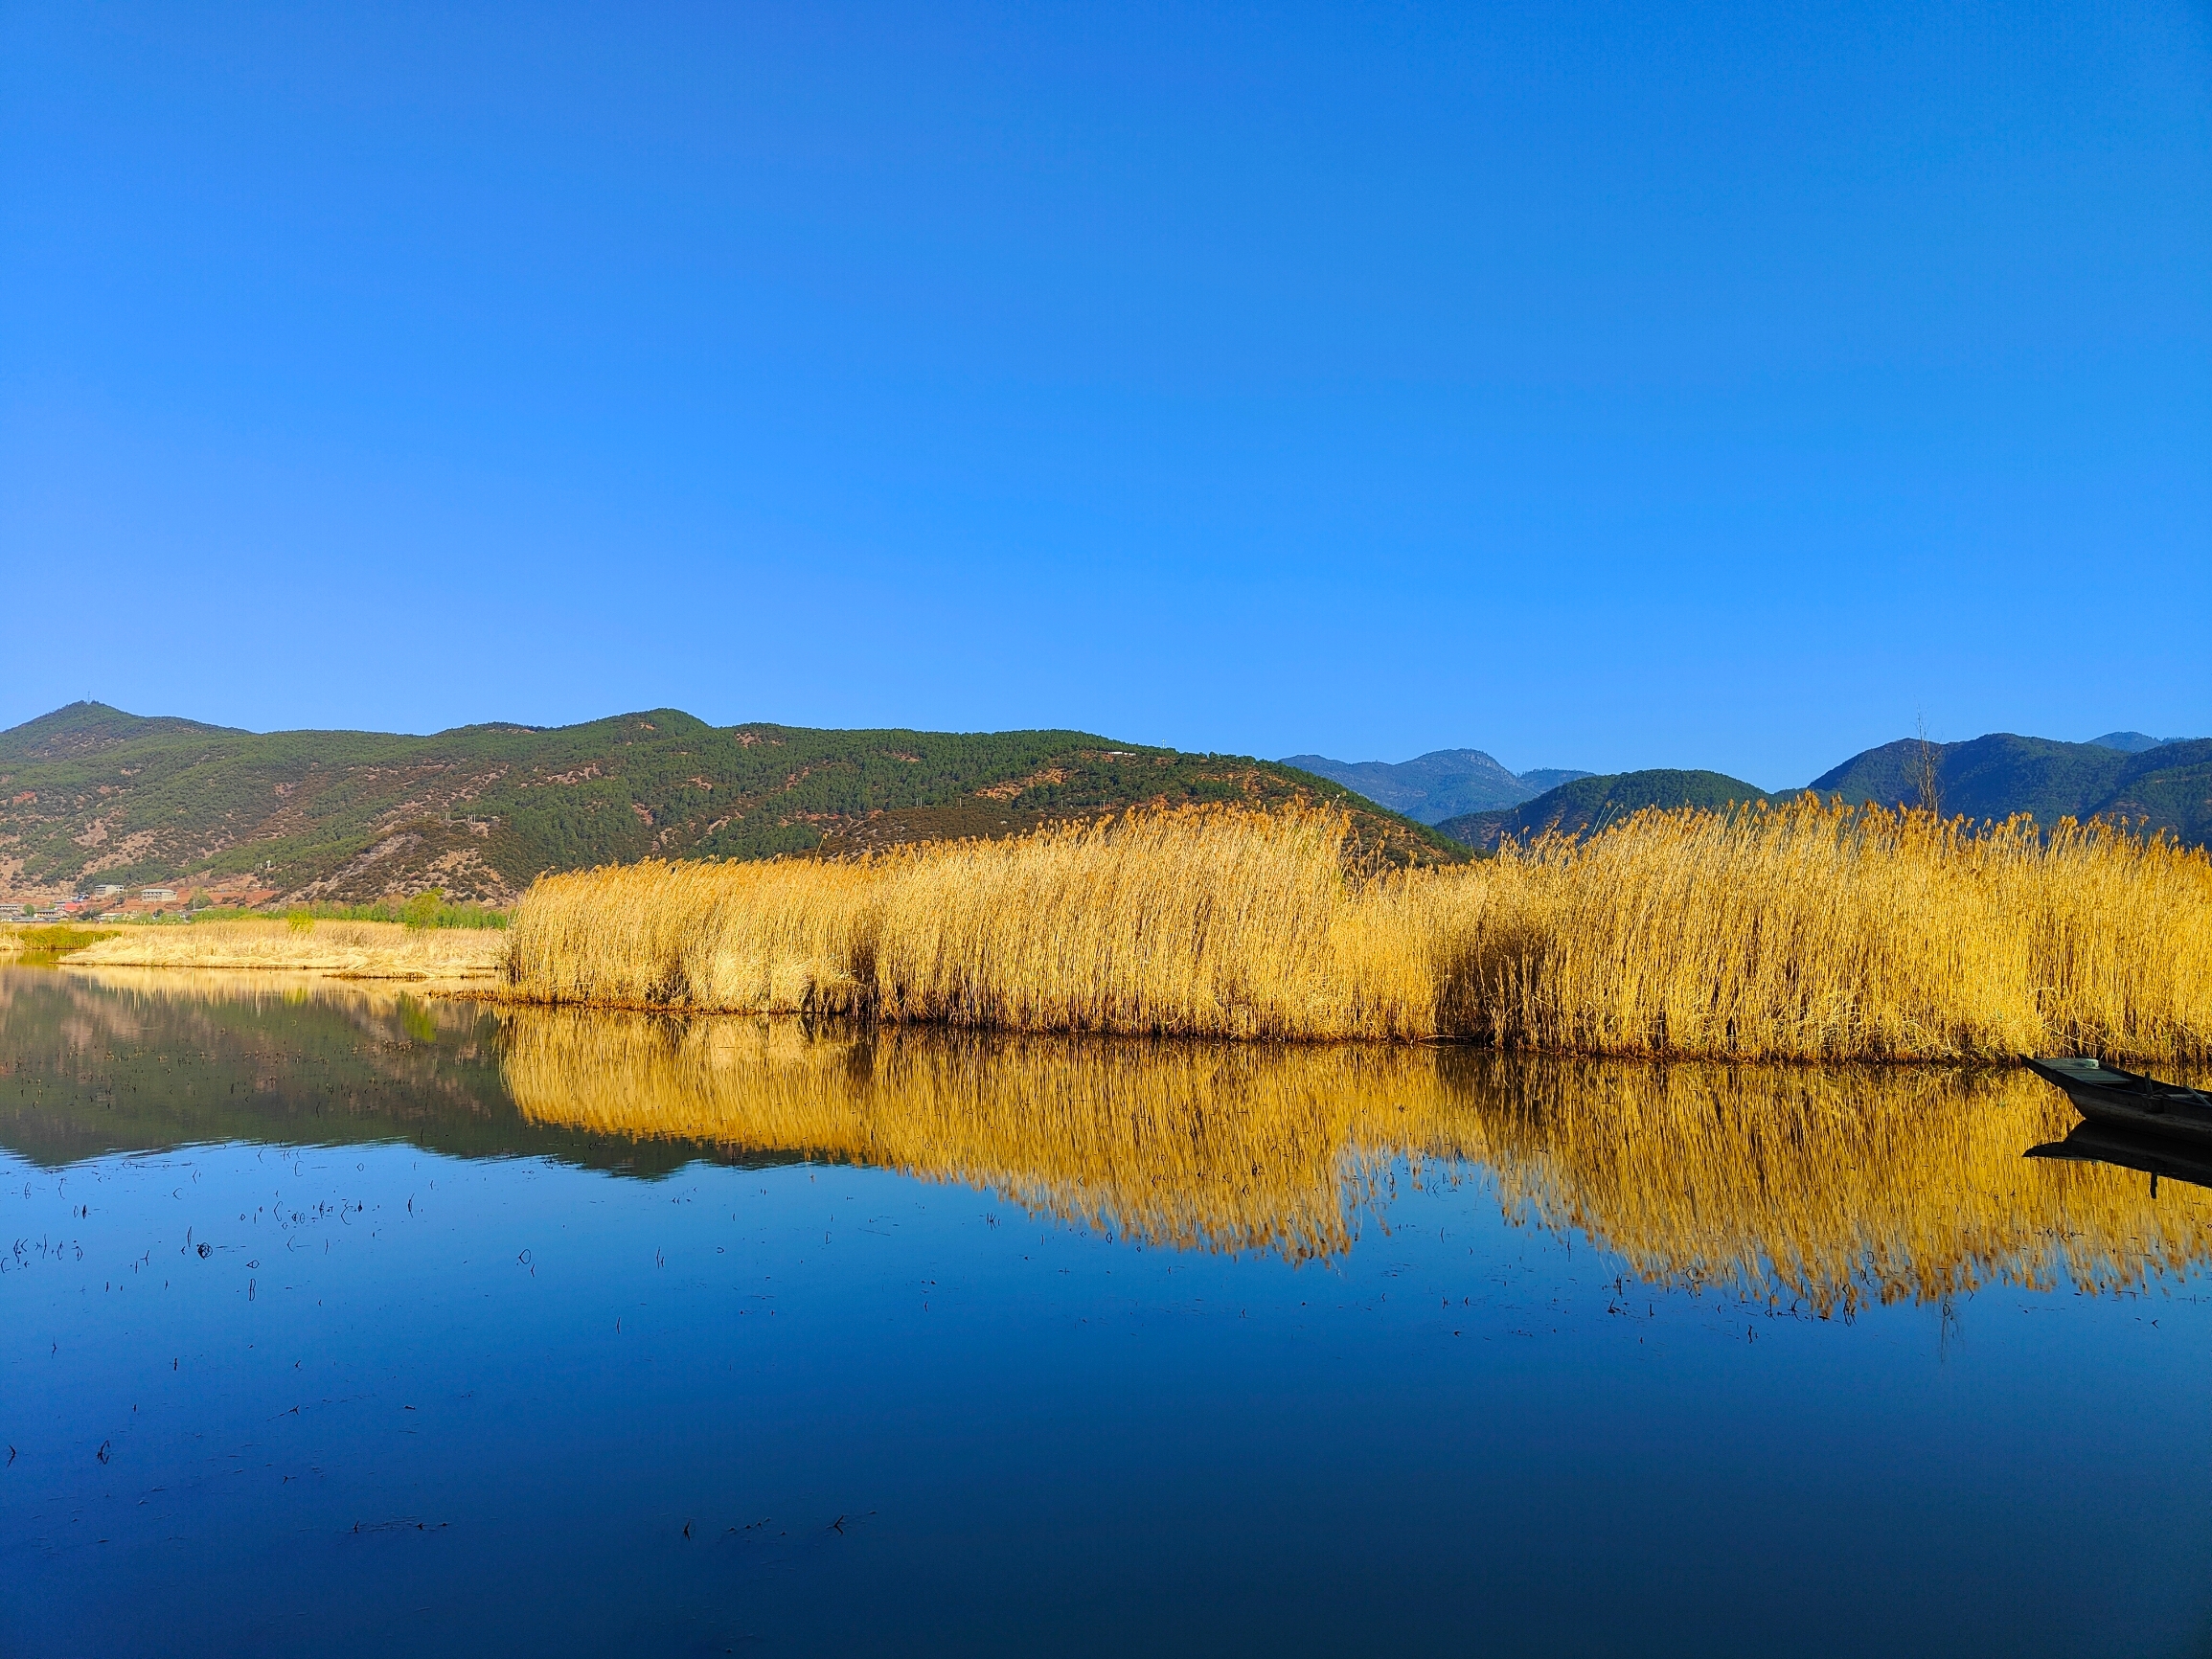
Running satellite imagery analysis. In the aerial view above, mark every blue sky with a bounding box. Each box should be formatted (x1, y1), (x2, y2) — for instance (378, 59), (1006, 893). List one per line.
(3, 2), (2207, 788)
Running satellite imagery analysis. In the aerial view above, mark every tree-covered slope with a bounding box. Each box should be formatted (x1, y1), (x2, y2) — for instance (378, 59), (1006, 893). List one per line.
(1436, 769), (1774, 851)
(0, 703), (1459, 903)
(2090, 732), (2175, 754)
(1808, 733), (2212, 842)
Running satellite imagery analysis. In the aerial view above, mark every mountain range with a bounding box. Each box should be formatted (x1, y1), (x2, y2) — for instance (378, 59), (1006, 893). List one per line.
(1808, 733), (2212, 836)
(4, 703), (2207, 905)
(1436, 770), (1774, 852)
(1303, 730), (2212, 851)
(1281, 750), (1594, 823)
(0, 703), (1460, 905)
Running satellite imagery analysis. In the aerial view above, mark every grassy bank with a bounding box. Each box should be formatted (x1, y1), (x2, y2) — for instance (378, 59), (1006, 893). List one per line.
(67, 917), (509, 981)
(0, 924), (121, 960)
(226, 896), (510, 929)
(506, 801), (2212, 1061)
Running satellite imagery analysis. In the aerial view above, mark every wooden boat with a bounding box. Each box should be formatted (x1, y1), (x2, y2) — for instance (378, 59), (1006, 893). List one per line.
(2023, 1056), (2212, 1141)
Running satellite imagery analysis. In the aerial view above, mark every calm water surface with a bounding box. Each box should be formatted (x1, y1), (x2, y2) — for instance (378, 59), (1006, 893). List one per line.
(3, 966), (2210, 1656)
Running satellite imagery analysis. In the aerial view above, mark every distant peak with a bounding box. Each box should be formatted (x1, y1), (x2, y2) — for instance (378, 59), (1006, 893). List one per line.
(2087, 731), (2164, 753)
(0, 701), (236, 763)
(1278, 748), (1542, 824)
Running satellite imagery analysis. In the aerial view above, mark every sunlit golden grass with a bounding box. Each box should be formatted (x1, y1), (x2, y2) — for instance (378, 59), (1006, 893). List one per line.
(1453, 804), (2212, 1061)
(499, 1006), (2212, 1297)
(67, 917), (508, 982)
(507, 800), (2212, 1060)
(508, 807), (1437, 1038)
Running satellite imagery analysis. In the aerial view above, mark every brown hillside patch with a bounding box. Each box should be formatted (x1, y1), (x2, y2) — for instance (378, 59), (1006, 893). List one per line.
(975, 766), (1071, 802)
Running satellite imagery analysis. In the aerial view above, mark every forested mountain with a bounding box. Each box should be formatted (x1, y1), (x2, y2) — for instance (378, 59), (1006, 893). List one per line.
(2088, 732), (2187, 754)
(1437, 770), (1774, 851)
(1424, 731), (2212, 851)
(1808, 733), (2212, 843)
(0, 703), (1458, 904)
(1283, 749), (1593, 824)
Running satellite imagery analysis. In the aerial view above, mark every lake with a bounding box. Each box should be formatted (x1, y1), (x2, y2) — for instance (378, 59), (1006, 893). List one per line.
(3, 966), (2209, 1656)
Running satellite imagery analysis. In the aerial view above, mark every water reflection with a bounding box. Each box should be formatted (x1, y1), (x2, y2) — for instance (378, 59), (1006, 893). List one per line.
(503, 1008), (1447, 1261)
(507, 1011), (2212, 1308)
(1463, 1056), (2212, 1312)
(2027, 1120), (2212, 1193)
(9, 966), (2210, 1311)
(0, 966), (710, 1177)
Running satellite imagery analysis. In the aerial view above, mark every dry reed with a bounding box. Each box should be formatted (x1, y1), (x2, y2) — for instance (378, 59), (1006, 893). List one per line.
(68, 917), (508, 982)
(506, 801), (2212, 1060)
(508, 808), (1438, 1038)
(1451, 806), (2212, 1060)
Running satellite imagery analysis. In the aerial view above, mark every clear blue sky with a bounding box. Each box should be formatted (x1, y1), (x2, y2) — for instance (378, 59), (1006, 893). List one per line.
(4, 3), (2207, 788)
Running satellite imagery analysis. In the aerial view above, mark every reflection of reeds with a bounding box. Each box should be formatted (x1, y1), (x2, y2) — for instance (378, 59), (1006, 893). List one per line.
(500, 1009), (1452, 1261)
(1457, 1056), (2212, 1313)
(508, 801), (2212, 1060)
(500, 1006), (2212, 1295)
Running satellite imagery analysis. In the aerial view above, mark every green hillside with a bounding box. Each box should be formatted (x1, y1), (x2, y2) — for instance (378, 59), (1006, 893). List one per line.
(0, 702), (1461, 904)
(1437, 769), (1775, 851)
(1808, 733), (2212, 843)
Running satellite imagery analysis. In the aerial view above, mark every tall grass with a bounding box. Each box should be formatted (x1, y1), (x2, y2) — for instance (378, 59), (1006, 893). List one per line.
(1452, 805), (2212, 1060)
(0, 925), (120, 958)
(505, 801), (2212, 1060)
(509, 808), (1436, 1039)
(67, 917), (509, 980)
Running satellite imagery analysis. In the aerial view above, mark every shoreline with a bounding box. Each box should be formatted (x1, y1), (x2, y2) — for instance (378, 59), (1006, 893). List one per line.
(13, 955), (2199, 1073)
(16, 792), (2210, 1068)
(50, 917), (511, 984)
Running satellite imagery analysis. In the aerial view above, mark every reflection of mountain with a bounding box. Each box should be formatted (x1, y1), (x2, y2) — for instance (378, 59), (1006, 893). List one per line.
(0, 968), (711, 1176)
(7, 969), (2209, 1304)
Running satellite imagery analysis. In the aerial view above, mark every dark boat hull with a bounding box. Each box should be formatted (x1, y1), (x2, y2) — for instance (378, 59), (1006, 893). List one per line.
(2023, 1056), (2212, 1141)
(2026, 1121), (2212, 1193)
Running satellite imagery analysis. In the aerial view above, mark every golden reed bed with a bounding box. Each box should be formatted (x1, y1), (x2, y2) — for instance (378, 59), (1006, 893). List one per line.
(67, 918), (507, 982)
(506, 801), (2212, 1061)
(500, 1008), (2212, 1305)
